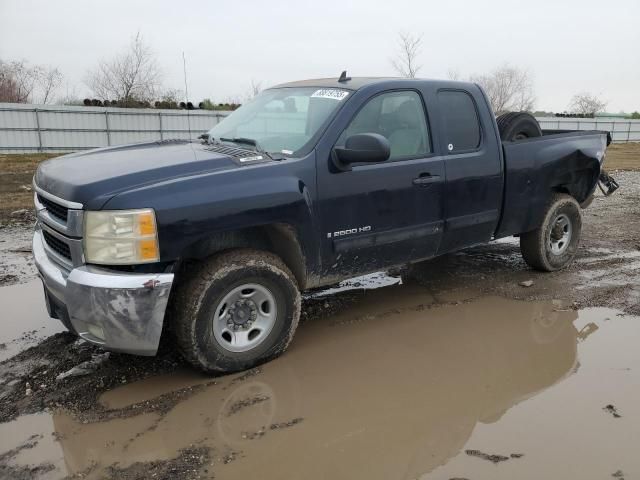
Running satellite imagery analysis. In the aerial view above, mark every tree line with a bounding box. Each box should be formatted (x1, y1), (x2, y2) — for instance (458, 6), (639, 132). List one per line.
(0, 60), (62, 104)
(0, 33), (254, 110)
(2, 31), (637, 118)
(389, 32), (637, 118)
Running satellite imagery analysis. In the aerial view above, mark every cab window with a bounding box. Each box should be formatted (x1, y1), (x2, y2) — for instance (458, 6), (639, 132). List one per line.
(337, 91), (431, 160)
(437, 90), (481, 152)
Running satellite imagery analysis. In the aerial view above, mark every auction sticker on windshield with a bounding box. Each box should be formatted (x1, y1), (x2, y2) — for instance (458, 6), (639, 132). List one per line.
(311, 89), (350, 101)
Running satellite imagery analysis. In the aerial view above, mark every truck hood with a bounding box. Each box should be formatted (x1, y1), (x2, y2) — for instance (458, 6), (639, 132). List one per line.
(34, 141), (242, 209)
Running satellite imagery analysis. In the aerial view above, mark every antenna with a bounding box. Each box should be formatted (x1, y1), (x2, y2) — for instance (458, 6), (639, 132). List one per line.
(338, 70), (351, 83)
(182, 51), (192, 139)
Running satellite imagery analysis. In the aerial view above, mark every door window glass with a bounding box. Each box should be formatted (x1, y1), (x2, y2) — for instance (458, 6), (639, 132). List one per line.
(337, 91), (431, 160)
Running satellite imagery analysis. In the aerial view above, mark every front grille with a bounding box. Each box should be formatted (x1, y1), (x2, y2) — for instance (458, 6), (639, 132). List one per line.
(42, 230), (72, 261)
(38, 194), (68, 222)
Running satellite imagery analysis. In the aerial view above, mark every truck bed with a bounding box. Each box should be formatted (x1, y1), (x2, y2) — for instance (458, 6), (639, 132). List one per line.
(495, 130), (609, 238)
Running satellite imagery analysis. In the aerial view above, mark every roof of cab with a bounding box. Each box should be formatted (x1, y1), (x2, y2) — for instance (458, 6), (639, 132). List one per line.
(271, 76), (477, 92)
(272, 77), (401, 91)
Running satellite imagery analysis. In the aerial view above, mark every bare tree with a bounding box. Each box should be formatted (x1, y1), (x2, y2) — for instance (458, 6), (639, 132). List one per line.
(568, 93), (607, 116)
(242, 79), (262, 102)
(0, 62), (20, 102)
(447, 68), (461, 81)
(390, 32), (423, 78)
(0, 60), (64, 104)
(86, 32), (162, 106)
(250, 79), (262, 97)
(0, 59), (39, 103)
(471, 64), (535, 114)
(225, 95), (242, 106)
(35, 66), (63, 104)
(153, 88), (183, 109)
(55, 82), (84, 106)
(159, 88), (183, 104)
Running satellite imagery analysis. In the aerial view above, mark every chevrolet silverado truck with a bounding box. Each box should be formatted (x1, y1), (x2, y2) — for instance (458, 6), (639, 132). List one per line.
(33, 75), (618, 373)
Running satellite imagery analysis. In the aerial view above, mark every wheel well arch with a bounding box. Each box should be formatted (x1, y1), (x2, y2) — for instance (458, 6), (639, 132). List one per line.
(176, 223), (308, 290)
(549, 160), (600, 205)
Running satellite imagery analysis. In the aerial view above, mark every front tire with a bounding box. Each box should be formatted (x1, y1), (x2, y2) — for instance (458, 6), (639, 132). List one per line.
(520, 194), (582, 271)
(170, 250), (301, 374)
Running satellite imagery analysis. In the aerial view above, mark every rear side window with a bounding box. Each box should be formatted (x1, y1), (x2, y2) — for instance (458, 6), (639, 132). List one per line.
(438, 90), (481, 152)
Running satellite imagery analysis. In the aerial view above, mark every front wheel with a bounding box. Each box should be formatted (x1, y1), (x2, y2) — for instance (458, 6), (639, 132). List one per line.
(171, 249), (301, 374)
(520, 194), (582, 271)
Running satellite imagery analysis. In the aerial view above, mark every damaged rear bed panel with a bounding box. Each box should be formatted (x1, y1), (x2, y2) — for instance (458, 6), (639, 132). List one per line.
(495, 130), (609, 238)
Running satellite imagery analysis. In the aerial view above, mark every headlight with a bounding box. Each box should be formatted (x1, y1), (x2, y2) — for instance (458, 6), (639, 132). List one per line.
(84, 209), (160, 265)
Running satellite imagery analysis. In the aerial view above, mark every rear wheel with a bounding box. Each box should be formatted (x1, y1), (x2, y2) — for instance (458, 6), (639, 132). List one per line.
(171, 250), (301, 374)
(497, 112), (542, 141)
(520, 194), (582, 271)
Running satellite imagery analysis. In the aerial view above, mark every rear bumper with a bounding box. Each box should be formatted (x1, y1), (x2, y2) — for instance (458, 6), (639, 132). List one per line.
(33, 227), (174, 356)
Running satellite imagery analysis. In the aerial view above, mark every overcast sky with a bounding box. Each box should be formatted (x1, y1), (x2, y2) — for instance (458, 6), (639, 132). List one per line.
(1, 0), (639, 112)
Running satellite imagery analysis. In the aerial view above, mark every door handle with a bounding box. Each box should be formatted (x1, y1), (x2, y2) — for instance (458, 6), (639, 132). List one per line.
(412, 174), (441, 186)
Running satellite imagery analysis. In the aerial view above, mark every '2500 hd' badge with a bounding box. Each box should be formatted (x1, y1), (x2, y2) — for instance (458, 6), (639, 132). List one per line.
(327, 226), (371, 238)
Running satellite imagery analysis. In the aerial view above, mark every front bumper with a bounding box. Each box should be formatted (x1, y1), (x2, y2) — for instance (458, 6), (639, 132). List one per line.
(33, 227), (174, 356)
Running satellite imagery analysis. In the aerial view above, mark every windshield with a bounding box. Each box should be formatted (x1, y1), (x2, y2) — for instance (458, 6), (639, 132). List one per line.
(207, 87), (350, 156)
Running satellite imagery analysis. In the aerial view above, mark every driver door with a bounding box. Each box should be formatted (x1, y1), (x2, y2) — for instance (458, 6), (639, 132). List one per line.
(316, 89), (446, 279)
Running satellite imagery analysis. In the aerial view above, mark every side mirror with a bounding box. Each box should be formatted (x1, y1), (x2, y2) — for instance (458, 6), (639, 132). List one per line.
(333, 133), (390, 171)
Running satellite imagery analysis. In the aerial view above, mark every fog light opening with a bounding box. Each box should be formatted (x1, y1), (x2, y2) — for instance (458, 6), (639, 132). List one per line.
(87, 323), (105, 341)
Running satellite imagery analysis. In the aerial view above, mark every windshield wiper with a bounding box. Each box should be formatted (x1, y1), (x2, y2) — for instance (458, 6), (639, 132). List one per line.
(219, 137), (258, 147)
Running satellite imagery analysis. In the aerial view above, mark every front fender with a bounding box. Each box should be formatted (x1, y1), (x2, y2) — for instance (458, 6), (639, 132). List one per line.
(102, 156), (320, 277)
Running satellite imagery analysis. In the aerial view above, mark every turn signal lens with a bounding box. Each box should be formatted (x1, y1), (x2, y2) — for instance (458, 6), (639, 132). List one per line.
(139, 239), (160, 261)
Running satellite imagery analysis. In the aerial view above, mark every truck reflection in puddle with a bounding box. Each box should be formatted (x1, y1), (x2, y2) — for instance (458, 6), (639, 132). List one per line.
(46, 283), (587, 479)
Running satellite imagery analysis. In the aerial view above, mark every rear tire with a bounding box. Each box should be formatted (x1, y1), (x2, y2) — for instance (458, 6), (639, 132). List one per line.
(170, 250), (301, 374)
(497, 112), (542, 141)
(520, 194), (582, 271)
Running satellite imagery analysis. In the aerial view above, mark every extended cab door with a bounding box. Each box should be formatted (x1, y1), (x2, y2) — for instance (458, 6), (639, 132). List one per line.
(435, 88), (503, 253)
(316, 88), (446, 280)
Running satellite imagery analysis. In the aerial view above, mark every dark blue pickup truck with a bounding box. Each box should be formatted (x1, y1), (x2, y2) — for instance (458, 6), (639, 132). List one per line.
(33, 75), (617, 373)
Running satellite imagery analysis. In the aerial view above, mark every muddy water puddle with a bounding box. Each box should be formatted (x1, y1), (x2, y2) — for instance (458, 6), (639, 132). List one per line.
(0, 225), (38, 287)
(0, 279), (65, 361)
(1, 283), (639, 479)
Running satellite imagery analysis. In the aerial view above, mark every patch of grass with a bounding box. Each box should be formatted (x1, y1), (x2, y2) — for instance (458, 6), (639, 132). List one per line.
(0, 153), (58, 224)
(605, 142), (640, 171)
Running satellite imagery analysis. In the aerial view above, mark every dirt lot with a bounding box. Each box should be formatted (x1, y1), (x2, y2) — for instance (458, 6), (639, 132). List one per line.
(0, 153), (639, 479)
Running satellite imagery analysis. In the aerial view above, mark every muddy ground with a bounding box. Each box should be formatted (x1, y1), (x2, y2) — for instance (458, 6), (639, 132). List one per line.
(0, 167), (639, 479)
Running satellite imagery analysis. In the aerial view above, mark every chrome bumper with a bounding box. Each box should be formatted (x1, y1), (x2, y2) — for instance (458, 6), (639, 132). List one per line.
(33, 227), (174, 356)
